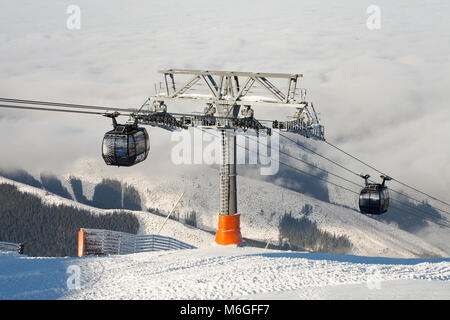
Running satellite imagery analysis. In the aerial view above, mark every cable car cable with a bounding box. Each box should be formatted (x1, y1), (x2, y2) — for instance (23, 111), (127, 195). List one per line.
(278, 131), (362, 177)
(200, 128), (450, 229)
(215, 129), (450, 228)
(0, 97), (276, 124)
(199, 128), (362, 195)
(278, 131), (450, 217)
(389, 201), (450, 229)
(252, 133), (450, 222)
(2, 98), (448, 226)
(0, 103), (109, 116)
(245, 133), (364, 188)
(323, 138), (450, 208)
(0, 97), (133, 113)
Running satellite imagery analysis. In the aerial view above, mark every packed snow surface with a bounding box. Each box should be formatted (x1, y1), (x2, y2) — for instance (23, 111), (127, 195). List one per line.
(1, 247), (449, 300)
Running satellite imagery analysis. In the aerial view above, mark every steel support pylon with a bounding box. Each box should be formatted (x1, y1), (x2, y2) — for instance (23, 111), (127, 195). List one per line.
(219, 129), (237, 216)
(215, 105), (243, 245)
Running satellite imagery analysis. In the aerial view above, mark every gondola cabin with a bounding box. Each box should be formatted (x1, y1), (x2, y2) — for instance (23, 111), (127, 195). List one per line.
(359, 174), (392, 215)
(102, 121), (150, 167)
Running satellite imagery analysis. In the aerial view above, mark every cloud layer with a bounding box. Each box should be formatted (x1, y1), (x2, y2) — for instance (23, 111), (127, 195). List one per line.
(0, 0), (449, 203)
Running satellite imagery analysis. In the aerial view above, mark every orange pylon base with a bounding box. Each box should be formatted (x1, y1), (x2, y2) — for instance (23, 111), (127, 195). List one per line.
(215, 214), (243, 245)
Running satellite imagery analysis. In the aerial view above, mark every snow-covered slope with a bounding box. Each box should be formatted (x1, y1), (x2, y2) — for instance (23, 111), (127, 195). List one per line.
(60, 158), (448, 258)
(3, 154), (445, 258)
(1, 156), (448, 258)
(0, 176), (215, 249)
(1, 168), (449, 300)
(1, 247), (449, 300)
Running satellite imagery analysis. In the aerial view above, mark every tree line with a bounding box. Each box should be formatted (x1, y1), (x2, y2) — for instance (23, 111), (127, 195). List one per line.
(0, 168), (143, 211)
(278, 211), (353, 254)
(0, 183), (139, 257)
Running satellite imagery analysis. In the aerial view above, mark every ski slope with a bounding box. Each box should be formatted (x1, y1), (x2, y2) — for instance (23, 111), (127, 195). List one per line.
(56, 158), (449, 258)
(1, 247), (449, 300)
(1, 173), (449, 300)
(1, 161), (449, 259)
(0, 176), (215, 249)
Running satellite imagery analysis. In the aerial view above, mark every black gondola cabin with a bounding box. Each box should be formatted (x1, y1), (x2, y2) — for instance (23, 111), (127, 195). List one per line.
(359, 175), (391, 215)
(102, 122), (150, 167)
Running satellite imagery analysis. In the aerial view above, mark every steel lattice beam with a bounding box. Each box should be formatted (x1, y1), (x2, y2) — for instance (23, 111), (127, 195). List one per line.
(155, 69), (306, 108)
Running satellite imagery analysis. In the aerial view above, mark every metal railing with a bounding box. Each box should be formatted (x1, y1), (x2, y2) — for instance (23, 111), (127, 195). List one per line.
(79, 228), (195, 256)
(0, 241), (24, 254)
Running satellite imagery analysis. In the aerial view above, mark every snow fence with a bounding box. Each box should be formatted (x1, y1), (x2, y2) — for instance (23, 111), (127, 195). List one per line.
(78, 228), (196, 257)
(0, 241), (24, 254)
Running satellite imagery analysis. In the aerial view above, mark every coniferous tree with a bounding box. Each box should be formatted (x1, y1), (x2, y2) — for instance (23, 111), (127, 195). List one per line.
(278, 212), (353, 254)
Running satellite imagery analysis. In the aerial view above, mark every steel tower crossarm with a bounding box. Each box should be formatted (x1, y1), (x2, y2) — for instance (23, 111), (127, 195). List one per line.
(152, 69), (307, 109)
(158, 69), (303, 79)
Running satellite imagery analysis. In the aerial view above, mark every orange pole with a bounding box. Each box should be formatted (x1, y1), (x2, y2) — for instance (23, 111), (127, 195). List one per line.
(215, 214), (243, 245)
(77, 230), (85, 257)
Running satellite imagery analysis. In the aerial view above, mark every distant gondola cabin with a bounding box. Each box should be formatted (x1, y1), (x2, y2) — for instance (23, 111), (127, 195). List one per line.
(358, 175), (391, 215)
(359, 184), (390, 214)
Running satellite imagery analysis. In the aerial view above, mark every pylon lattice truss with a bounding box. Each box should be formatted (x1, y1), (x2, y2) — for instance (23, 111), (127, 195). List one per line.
(134, 69), (325, 139)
